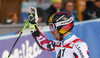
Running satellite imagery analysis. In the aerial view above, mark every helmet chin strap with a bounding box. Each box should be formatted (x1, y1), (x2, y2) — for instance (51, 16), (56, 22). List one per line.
(59, 34), (63, 41)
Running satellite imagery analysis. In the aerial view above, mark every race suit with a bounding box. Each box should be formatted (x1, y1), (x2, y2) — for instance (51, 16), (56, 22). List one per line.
(29, 25), (89, 58)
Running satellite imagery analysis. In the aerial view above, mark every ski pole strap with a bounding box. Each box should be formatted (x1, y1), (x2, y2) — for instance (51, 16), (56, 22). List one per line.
(29, 24), (37, 31)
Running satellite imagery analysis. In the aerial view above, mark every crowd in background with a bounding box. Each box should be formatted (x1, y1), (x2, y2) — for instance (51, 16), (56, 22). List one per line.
(1, 0), (100, 25)
(82, 0), (100, 20)
(39, 0), (79, 25)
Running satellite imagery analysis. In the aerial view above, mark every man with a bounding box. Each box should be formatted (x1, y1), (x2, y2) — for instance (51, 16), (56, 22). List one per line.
(28, 7), (89, 58)
(63, 1), (79, 22)
(42, 0), (62, 25)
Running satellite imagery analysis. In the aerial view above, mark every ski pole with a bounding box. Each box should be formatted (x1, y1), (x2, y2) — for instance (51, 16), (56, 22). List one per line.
(8, 19), (29, 58)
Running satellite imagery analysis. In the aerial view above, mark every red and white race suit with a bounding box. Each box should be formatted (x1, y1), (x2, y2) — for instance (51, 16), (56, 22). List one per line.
(30, 25), (89, 58)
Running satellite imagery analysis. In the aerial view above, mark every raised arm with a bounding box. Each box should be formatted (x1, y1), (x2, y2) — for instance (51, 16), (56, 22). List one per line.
(28, 7), (59, 51)
(29, 24), (55, 51)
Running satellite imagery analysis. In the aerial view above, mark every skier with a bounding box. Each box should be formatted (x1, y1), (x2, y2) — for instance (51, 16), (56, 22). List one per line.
(28, 7), (89, 58)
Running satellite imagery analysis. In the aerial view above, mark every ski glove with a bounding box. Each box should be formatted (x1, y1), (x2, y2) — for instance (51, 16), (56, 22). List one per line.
(27, 7), (38, 24)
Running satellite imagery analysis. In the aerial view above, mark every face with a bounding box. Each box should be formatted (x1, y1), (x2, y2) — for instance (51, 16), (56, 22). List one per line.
(53, 2), (62, 10)
(65, 2), (74, 12)
(95, 1), (100, 8)
(12, 13), (18, 22)
(50, 29), (60, 40)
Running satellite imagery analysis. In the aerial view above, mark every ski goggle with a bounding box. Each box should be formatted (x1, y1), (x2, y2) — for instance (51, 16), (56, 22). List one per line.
(49, 17), (74, 31)
(49, 23), (56, 31)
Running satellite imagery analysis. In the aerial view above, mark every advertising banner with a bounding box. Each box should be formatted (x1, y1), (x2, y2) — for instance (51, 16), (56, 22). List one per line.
(0, 34), (52, 58)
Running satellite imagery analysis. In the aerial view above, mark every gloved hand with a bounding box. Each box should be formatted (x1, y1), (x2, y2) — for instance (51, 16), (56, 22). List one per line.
(27, 7), (38, 24)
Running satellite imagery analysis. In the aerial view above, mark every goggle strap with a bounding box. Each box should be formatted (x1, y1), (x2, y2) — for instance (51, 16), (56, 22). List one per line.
(55, 17), (74, 27)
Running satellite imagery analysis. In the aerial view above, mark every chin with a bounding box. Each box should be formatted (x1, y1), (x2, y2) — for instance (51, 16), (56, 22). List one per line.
(54, 37), (60, 40)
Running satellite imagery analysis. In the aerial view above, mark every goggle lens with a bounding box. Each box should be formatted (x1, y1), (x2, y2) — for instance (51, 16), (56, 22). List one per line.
(49, 24), (55, 31)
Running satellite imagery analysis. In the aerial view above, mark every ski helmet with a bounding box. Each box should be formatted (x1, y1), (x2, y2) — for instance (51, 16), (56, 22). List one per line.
(49, 12), (74, 40)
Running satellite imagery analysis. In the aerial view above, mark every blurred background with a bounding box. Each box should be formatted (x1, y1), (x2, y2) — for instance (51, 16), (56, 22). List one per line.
(0, 0), (100, 58)
(0, 0), (100, 24)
